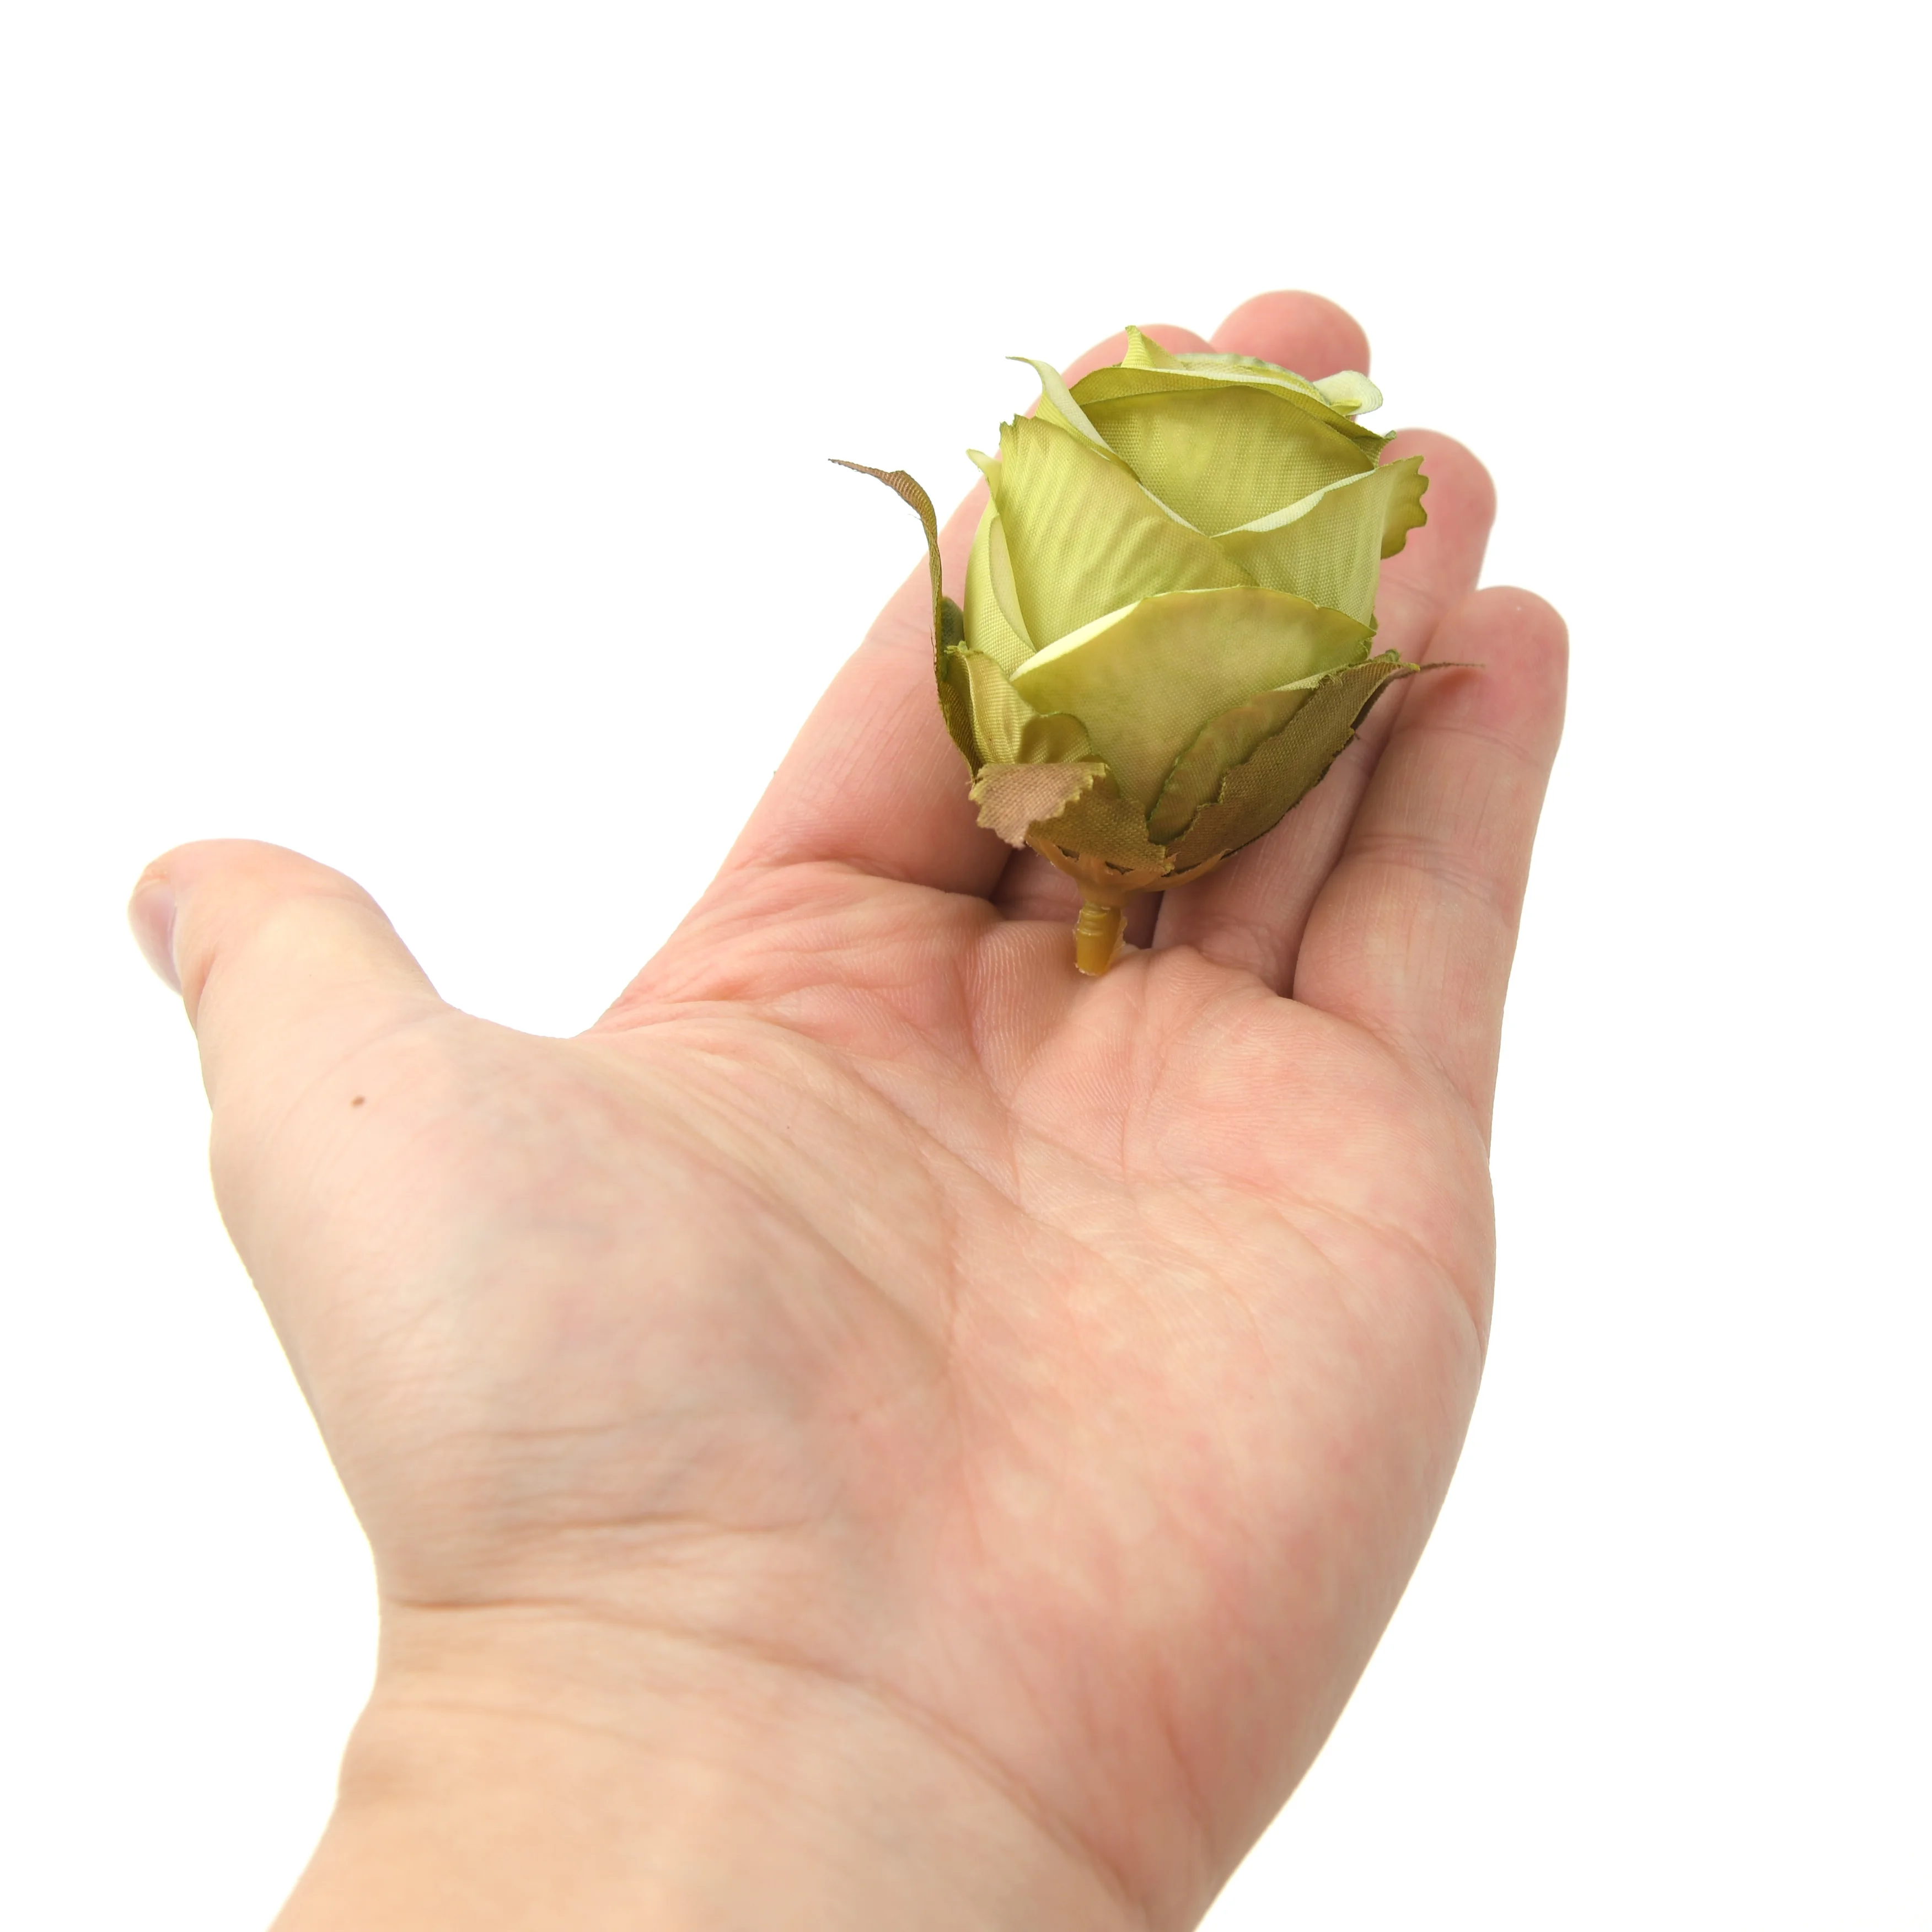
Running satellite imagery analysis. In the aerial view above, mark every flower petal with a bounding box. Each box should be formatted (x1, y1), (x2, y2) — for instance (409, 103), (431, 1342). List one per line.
(1009, 356), (1116, 457)
(964, 505), (1034, 672)
(1105, 328), (1387, 449)
(1310, 371), (1382, 416)
(1074, 381), (1379, 537)
(1215, 455), (1429, 624)
(952, 646), (1097, 770)
(952, 645), (1033, 766)
(1009, 586), (1369, 812)
(986, 415), (1251, 647)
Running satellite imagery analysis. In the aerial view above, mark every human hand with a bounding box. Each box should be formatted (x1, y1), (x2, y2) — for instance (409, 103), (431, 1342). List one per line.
(131, 291), (1565, 1931)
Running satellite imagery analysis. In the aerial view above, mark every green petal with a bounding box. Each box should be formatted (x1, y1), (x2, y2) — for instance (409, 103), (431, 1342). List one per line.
(1125, 325), (1350, 407)
(1311, 371), (1382, 416)
(952, 646), (1097, 771)
(1164, 653), (1416, 872)
(1104, 329), (1387, 450)
(1376, 454), (1430, 559)
(964, 505), (1034, 673)
(1009, 356), (1115, 457)
(1120, 325), (1187, 371)
(1215, 455), (1427, 625)
(953, 645), (1033, 766)
(833, 459), (976, 766)
(1008, 586), (1370, 812)
(1074, 381), (1378, 536)
(987, 415), (1250, 646)
(1015, 709), (1096, 764)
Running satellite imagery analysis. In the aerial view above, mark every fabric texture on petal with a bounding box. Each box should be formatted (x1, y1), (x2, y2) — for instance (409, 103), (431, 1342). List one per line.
(952, 646), (1097, 772)
(953, 646), (1034, 766)
(964, 506), (1034, 673)
(1009, 357), (1115, 457)
(989, 415), (1250, 646)
(1216, 456), (1427, 625)
(1163, 652), (1416, 872)
(1010, 586), (1368, 812)
(1310, 371), (1383, 416)
(1075, 382), (1378, 536)
(1375, 454), (1430, 558)
(1108, 328), (1387, 452)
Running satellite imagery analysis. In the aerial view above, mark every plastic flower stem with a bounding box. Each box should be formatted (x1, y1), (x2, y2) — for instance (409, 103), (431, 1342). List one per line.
(1074, 900), (1126, 976)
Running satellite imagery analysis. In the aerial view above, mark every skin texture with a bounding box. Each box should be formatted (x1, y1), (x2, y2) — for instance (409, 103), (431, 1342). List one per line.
(131, 291), (1566, 1931)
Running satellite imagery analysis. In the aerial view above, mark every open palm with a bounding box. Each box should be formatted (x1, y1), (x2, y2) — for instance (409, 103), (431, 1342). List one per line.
(137, 292), (1565, 1931)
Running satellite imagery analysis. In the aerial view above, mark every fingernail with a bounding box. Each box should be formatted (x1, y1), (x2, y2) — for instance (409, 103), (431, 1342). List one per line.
(128, 875), (181, 993)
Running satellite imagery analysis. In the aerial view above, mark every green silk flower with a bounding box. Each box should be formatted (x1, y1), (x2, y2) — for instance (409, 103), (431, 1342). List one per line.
(841, 326), (1430, 974)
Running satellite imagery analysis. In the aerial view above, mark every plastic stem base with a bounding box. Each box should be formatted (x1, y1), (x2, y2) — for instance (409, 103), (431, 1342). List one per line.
(1073, 900), (1126, 976)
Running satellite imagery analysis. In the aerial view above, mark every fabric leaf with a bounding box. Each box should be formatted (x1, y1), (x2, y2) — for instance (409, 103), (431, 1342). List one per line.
(1028, 781), (1172, 881)
(970, 760), (1106, 846)
(1147, 667), (1346, 844)
(833, 459), (977, 769)
(1164, 653), (1416, 872)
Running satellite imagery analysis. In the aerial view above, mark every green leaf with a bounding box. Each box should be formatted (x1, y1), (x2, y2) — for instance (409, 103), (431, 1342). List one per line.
(831, 459), (979, 769)
(986, 415), (1250, 646)
(1009, 586), (1370, 812)
(1164, 652), (1416, 872)
(1214, 455), (1427, 624)
(1029, 780), (1172, 881)
(831, 458), (943, 647)
(939, 648), (984, 769)
(1146, 668), (1341, 844)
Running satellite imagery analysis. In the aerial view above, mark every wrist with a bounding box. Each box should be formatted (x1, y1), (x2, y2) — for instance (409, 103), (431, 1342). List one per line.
(275, 1604), (1140, 1931)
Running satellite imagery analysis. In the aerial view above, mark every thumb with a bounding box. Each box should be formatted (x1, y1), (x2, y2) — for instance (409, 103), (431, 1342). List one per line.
(128, 839), (443, 1116)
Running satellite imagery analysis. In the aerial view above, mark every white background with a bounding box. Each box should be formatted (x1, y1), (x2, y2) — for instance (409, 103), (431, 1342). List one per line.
(3, 1), (1927, 1925)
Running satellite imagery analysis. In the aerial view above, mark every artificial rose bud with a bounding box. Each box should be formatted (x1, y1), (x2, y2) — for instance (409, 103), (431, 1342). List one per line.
(839, 326), (1432, 975)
